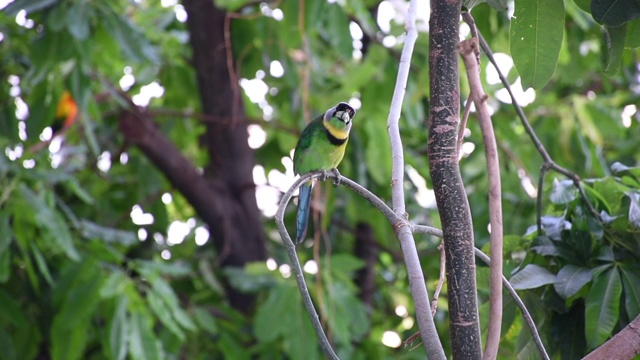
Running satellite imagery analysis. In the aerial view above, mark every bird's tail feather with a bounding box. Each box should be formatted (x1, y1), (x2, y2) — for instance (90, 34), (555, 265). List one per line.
(296, 183), (313, 243)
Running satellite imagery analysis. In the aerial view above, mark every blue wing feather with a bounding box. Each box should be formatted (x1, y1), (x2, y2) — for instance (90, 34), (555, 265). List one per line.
(296, 183), (313, 243)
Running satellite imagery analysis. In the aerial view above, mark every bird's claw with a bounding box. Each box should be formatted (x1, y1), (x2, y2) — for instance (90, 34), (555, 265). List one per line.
(331, 168), (341, 187)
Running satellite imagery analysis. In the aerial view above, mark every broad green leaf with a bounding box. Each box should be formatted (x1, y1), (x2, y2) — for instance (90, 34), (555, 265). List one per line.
(0, 289), (27, 327)
(0, 215), (11, 283)
(0, 326), (17, 360)
(510, 0), (565, 89)
(19, 185), (79, 261)
(100, 271), (133, 298)
(585, 267), (622, 349)
(554, 264), (592, 298)
(150, 277), (196, 331)
(627, 191), (640, 228)
(78, 219), (137, 246)
(591, 0), (640, 26)
(51, 311), (90, 360)
(128, 311), (162, 360)
(626, 19), (640, 48)
(620, 264), (640, 318)
(3, 0), (58, 16)
(66, 2), (90, 40)
(549, 178), (577, 204)
(147, 289), (185, 341)
(193, 307), (218, 335)
(603, 25), (627, 76)
(108, 297), (129, 360)
(30, 243), (54, 286)
(510, 264), (556, 290)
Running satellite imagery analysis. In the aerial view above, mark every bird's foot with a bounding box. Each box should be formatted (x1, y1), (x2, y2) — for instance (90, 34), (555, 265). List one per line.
(331, 168), (341, 187)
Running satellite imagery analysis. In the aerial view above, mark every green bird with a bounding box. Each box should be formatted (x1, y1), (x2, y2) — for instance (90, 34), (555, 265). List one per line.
(293, 102), (356, 243)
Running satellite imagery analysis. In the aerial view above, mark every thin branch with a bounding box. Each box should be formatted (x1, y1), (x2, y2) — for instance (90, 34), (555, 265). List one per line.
(459, 36), (503, 360)
(457, 95), (473, 158)
(473, 249), (551, 360)
(431, 242), (446, 316)
(537, 165), (547, 235)
(477, 32), (600, 222)
(275, 171), (406, 360)
(386, 0), (446, 357)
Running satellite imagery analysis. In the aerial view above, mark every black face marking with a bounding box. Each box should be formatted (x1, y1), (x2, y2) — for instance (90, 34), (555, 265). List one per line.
(324, 127), (348, 146)
(334, 102), (356, 121)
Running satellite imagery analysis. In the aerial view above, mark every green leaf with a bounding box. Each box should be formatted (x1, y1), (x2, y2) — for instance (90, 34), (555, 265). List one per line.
(101, 8), (159, 63)
(193, 307), (218, 335)
(554, 264), (592, 299)
(620, 264), (640, 318)
(66, 2), (90, 40)
(0, 289), (27, 327)
(510, 0), (565, 89)
(51, 316), (90, 360)
(128, 311), (162, 360)
(0, 215), (11, 283)
(19, 185), (79, 261)
(510, 264), (556, 290)
(591, 0), (640, 26)
(573, 0), (591, 13)
(603, 25), (627, 76)
(30, 243), (54, 286)
(549, 178), (577, 204)
(147, 290), (185, 341)
(585, 266), (622, 349)
(3, 0), (58, 16)
(626, 19), (640, 48)
(0, 326), (17, 360)
(150, 277), (196, 331)
(486, 0), (509, 11)
(627, 191), (640, 228)
(78, 219), (137, 246)
(108, 297), (129, 360)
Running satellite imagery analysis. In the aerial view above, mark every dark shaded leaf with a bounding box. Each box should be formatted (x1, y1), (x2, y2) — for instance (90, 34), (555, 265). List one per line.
(603, 25), (627, 76)
(585, 266), (622, 349)
(3, 0), (58, 16)
(554, 265), (592, 298)
(592, 0), (640, 26)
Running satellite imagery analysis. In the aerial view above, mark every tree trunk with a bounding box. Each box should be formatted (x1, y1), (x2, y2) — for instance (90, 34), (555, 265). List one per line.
(428, 0), (482, 358)
(183, 0), (267, 312)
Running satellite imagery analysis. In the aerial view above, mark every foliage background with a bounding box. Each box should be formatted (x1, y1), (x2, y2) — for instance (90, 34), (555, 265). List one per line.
(0, 0), (639, 359)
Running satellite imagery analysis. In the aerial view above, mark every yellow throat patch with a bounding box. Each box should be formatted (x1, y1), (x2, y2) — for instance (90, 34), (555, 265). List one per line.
(323, 120), (349, 141)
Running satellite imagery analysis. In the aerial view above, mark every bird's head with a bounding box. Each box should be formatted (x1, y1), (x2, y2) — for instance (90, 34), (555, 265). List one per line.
(324, 102), (356, 125)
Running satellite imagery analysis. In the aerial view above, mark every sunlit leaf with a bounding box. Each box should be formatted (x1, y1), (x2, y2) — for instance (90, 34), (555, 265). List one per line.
(603, 25), (627, 76)
(128, 311), (162, 360)
(510, 0), (565, 89)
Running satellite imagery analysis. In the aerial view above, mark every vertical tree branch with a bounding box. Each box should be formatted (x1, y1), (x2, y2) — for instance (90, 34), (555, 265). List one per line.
(429, 0), (482, 359)
(459, 37), (503, 360)
(387, 0), (446, 358)
(183, 0), (267, 313)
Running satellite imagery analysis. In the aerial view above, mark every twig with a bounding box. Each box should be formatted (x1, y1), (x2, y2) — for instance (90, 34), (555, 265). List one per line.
(537, 165), (547, 235)
(459, 36), (503, 360)
(473, 249), (550, 360)
(476, 32), (600, 222)
(386, 0), (446, 357)
(457, 94), (473, 158)
(431, 242), (446, 316)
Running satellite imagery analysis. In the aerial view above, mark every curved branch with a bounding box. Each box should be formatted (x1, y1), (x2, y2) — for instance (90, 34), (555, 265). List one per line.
(476, 32), (600, 222)
(275, 171), (447, 359)
(459, 36), (503, 360)
(385, 0), (446, 357)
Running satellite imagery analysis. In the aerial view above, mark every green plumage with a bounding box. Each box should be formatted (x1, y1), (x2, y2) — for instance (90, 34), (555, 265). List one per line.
(292, 102), (356, 243)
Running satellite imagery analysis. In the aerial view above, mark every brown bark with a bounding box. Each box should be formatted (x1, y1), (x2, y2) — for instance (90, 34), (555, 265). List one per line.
(132, 0), (265, 312)
(428, 0), (482, 358)
(583, 314), (640, 360)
